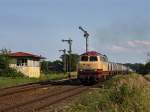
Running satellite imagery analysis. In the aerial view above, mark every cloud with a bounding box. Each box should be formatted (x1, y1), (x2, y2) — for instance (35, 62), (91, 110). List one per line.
(110, 40), (150, 53)
(128, 40), (150, 47)
(111, 45), (128, 52)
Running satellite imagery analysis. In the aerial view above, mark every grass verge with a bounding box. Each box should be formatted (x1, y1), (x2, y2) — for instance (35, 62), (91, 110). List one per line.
(0, 72), (77, 88)
(144, 74), (150, 81)
(63, 74), (150, 112)
(0, 77), (39, 88)
(42, 72), (77, 81)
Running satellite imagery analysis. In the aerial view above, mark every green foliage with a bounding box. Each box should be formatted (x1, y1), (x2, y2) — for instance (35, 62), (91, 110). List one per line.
(0, 73), (76, 88)
(41, 53), (79, 74)
(145, 62), (150, 74)
(70, 54), (80, 71)
(0, 48), (11, 54)
(0, 54), (11, 76)
(105, 74), (150, 112)
(65, 74), (150, 112)
(67, 90), (108, 112)
(42, 73), (68, 81)
(0, 68), (24, 77)
(125, 63), (150, 75)
(52, 60), (63, 72)
(109, 84), (132, 105)
(0, 49), (24, 77)
(0, 54), (10, 70)
(41, 60), (63, 74)
(61, 53), (79, 72)
(0, 77), (39, 88)
(41, 61), (49, 74)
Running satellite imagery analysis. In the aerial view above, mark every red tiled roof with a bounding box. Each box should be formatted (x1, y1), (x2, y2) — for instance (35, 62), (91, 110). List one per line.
(9, 52), (45, 59)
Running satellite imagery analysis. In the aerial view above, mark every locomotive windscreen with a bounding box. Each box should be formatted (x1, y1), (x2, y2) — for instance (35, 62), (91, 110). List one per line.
(81, 56), (88, 61)
(89, 56), (98, 61)
(80, 56), (98, 61)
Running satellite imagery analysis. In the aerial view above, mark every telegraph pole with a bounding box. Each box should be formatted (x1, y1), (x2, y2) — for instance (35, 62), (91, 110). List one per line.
(62, 38), (73, 79)
(79, 26), (90, 52)
(59, 49), (67, 73)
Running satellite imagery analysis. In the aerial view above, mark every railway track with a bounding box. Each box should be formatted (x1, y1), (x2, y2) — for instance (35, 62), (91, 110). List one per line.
(0, 85), (88, 112)
(0, 81), (53, 97)
(0, 78), (102, 112)
(0, 78), (75, 97)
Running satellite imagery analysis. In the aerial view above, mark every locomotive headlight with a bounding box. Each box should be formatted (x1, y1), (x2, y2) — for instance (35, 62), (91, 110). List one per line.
(80, 69), (83, 72)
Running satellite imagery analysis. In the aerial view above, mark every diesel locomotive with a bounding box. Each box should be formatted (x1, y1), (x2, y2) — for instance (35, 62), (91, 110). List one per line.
(77, 51), (131, 83)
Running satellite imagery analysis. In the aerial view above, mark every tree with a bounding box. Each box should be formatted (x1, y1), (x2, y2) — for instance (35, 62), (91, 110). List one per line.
(145, 62), (150, 74)
(146, 52), (150, 63)
(40, 61), (49, 74)
(124, 63), (147, 75)
(61, 53), (79, 72)
(51, 60), (63, 72)
(0, 48), (11, 71)
(41, 60), (64, 73)
(70, 54), (80, 71)
(0, 48), (11, 55)
(0, 48), (23, 77)
(0, 55), (10, 70)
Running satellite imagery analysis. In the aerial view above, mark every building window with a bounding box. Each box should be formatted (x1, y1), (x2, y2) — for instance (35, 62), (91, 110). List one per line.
(17, 59), (27, 66)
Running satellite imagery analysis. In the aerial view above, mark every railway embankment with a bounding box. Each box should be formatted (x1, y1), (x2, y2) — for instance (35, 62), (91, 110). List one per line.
(144, 74), (150, 81)
(59, 74), (150, 112)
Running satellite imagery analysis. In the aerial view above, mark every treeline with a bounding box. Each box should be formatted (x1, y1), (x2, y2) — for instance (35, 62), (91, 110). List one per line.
(41, 53), (150, 75)
(41, 54), (79, 74)
(1, 48), (149, 76)
(124, 62), (150, 75)
(41, 60), (63, 73)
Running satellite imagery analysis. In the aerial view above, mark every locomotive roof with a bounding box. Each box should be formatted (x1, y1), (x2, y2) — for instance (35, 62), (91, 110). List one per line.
(81, 51), (99, 55)
(81, 51), (103, 56)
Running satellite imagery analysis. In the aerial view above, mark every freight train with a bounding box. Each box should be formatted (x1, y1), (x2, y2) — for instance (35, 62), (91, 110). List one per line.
(77, 51), (132, 83)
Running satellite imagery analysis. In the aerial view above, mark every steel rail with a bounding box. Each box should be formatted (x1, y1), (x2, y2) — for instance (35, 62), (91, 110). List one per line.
(0, 86), (84, 112)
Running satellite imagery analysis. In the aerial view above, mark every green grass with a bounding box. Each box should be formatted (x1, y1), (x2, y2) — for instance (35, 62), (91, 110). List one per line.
(0, 77), (39, 88)
(0, 72), (77, 88)
(64, 74), (150, 112)
(42, 72), (77, 81)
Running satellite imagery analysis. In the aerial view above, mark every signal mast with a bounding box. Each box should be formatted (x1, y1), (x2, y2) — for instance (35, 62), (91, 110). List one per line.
(61, 38), (73, 79)
(59, 49), (67, 73)
(79, 26), (90, 52)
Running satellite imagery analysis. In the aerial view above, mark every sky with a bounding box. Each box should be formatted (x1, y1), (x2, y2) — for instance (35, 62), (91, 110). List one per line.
(0, 0), (150, 63)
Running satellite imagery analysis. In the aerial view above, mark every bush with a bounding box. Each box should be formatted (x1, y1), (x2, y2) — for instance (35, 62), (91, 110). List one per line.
(0, 68), (24, 77)
(145, 62), (150, 74)
(0, 54), (25, 78)
(65, 74), (150, 112)
(103, 74), (150, 112)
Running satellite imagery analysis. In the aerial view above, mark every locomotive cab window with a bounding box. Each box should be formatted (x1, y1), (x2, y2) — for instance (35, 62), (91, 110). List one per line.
(90, 56), (98, 61)
(81, 56), (88, 61)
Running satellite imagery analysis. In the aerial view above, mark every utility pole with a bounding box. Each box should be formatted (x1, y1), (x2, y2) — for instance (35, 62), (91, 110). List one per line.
(59, 49), (67, 73)
(62, 38), (73, 79)
(79, 26), (90, 52)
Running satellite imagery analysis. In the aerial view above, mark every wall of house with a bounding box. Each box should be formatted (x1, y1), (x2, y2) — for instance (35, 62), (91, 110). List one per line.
(9, 58), (41, 78)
